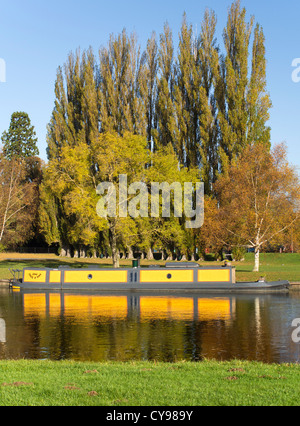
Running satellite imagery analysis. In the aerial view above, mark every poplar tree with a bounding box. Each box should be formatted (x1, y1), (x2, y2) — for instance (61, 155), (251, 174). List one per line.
(99, 30), (147, 137)
(247, 23), (272, 146)
(173, 14), (200, 169)
(197, 9), (220, 193)
(44, 49), (101, 256)
(153, 23), (175, 149)
(144, 32), (158, 151)
(215, 0), (271, 174)
(217, 0), (254, 172)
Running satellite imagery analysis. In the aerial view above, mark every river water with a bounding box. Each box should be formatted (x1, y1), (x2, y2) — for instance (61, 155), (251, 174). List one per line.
(0, 289), (300, 363)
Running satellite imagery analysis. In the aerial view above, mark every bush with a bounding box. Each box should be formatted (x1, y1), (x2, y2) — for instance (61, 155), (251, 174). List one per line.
(232, 246), (246, 261)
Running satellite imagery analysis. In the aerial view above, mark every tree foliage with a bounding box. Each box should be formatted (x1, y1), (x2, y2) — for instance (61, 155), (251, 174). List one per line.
(0, 155), (39, 249)
(214, 143), (300, 271)
(39, 1), (300, 263)
(0, 112), (41, 250)
(1, 112), (39, 159)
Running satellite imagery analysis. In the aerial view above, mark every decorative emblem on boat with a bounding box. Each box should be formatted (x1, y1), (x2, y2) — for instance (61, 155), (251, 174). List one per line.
(29, 273), (42, 280)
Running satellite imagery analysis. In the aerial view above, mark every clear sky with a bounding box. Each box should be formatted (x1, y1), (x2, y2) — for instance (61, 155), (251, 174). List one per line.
(0, 0), (299, 170)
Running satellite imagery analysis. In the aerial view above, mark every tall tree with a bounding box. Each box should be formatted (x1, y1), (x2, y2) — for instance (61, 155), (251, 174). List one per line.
(146, 143), (201, 260)
(99, 30), (147, 137)
(214, 0), (271, 175)
(153, 23), (175, 150)
(41, 141), (106, 257)
(144, 32), (158, 151)
(1, 112), (39, 159)
(217, 0), (254, 172)
(45, 49), (101, 255)
(93, 132), (150, 267)
(197, 9), (220, 193)
(173, 14), (200, 169)
(247, 23), (272, 145)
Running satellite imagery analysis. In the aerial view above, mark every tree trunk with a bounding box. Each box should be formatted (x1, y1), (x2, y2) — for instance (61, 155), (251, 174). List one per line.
(163, 250), (172, 261)
(80, 247), (87, 258)
(60, 246), (67, 257)
(253, 247), (260, 272)
(126, 246), (134, 260)
(147, 247), (154, 260)
(60, 245), (71, 258)
(109, 219), (120, 268)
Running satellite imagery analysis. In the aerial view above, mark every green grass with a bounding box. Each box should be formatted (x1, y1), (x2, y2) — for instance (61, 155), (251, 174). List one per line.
(235, 252), (300, 282)
(0, 252), (299, 282)
(0, 359), (300, 406)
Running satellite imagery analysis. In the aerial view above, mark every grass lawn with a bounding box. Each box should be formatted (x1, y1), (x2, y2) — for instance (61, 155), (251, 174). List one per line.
(0, 252), (299, 282)
(235, 252), (300, 282)
(0, 359), (299, 406)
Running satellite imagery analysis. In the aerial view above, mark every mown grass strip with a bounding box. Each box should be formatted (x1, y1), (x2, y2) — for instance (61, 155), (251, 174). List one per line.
(0, 360), (300, 406)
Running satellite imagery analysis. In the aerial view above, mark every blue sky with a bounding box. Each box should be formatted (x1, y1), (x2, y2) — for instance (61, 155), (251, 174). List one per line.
(0, 0), (299, 170)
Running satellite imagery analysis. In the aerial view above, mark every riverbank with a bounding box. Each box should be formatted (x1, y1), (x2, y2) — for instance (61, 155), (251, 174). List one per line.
(0, 252), (300, 283)
(0, 359), (299, 406)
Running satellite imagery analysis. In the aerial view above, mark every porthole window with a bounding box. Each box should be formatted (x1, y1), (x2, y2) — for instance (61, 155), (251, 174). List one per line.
(88, 274), (93, 280)
(167, 274), (172, 279)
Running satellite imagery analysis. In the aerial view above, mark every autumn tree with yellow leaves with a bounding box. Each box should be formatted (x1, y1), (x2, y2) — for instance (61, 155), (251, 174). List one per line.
(214, 143), (300, 271)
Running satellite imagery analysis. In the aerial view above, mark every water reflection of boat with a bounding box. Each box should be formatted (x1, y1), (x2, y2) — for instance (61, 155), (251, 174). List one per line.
(11, 262), (289, 293)
(20, 292), (235, 322)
